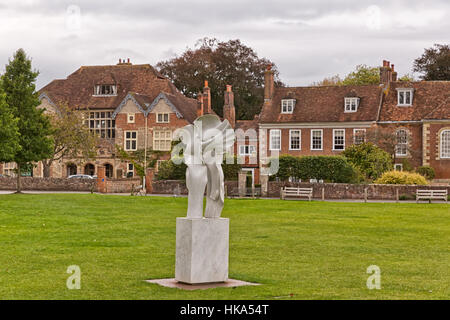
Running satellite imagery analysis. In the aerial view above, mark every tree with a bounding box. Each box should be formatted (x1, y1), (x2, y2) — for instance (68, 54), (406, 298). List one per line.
(366, 127), (420, 163)
(398, 74), (415, 82)
(156, 38), (283, 120)
(312, 64), (380, 86)
(1, 49), (53, 192)
(311, 74), (343, 86)
(116, 146), (165, 180)
(341, 64), (380, 85)
(0, 82), (20, 163)
(413, 44), (450, 81)
(342, 142), (393, 181)
(42, 104), (98, 177)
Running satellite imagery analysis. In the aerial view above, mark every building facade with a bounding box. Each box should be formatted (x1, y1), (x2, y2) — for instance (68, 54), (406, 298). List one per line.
(254, 61), (449, 180)
(35, 60), (201, 178)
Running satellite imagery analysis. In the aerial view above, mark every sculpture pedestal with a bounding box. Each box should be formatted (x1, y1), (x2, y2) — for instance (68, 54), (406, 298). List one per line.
(175, 217), (229, 284)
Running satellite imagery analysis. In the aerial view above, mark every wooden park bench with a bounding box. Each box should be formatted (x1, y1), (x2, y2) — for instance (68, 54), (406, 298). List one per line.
(416, 189), (448, 203)
(281, 187), (313, 201)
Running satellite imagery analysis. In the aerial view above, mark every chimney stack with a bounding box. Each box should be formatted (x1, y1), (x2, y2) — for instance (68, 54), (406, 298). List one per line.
(264, 64), (274, 102)
(379, 60), (393, 86)
(202, 80), (212, 114)
(197, 93), (204, 117)
(223, 85), (235, 128)
(391, 64), (397, 82)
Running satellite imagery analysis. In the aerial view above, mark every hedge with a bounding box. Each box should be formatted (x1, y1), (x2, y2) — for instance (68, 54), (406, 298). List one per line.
(270, 155), (358, 183)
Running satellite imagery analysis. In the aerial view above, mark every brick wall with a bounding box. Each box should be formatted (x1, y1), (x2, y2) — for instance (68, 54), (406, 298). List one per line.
(152, 180), (239, 196)
(105, 178), (142, 193)
(267, 181), (450, 200)
(0, 177), (96, 192)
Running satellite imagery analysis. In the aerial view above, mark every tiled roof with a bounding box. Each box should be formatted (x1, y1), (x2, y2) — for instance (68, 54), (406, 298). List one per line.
(379, 81), (450, 121)
(39, 63), (198, 122)
(259, 85), (382, 123)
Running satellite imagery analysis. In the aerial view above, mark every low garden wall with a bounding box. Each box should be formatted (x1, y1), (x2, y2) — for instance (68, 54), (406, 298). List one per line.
(105, 178), (141, 193)
(152, 180), (239, 196)
(268, 181), (450, 200)
(0, 177), (96, 192)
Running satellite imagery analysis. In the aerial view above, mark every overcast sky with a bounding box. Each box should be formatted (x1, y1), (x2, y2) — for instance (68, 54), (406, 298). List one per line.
(0, 0), (448, 89)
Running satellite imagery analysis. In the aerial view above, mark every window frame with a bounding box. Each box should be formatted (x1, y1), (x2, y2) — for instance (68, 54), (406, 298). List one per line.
(127, 113), (135, 124)
(394, 163), (403, 171)
(153, 129), (172, 151)
(156, 113), (170, 123)
(395, 129), (408, 157)
(353, 128), (366, 145)
(310, 129), (323, 151)
(281, 99), (295, 114)
(124, 130), (138, 151)
(344, 97), (359, 113)
(440, 130), (450, 158)
(289, 129), (301, 150)
(239, 145), (256, 156)
(269, 129), (281, 151)
(333, 129), (345, 151)
(93, 84), (117, 96)
(397, 89), (413, 106)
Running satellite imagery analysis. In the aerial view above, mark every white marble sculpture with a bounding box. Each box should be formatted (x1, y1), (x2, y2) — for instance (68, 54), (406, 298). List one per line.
(173, 114), (235, 284)
(174, 114), (235, 218)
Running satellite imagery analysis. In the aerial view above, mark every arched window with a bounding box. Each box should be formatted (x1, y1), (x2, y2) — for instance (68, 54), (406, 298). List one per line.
(441, 130), (450, 158)
(395, 129), (408, 157)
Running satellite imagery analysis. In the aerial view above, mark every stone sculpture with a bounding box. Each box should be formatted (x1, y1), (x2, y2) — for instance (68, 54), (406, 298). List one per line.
(173, 114), (235, 284)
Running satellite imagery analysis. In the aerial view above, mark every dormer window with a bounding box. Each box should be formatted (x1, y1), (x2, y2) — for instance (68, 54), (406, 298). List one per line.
(281, 99), (295, 114)
(94, 84), (117, 96)
(344, 97), (359, 112)
(397, 89), (413, 106)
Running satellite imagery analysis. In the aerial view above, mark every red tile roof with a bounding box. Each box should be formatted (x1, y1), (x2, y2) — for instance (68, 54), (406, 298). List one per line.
(259, 85), (382, 123)
(39, 63), (198, 122)
(379, 81), (450, 121)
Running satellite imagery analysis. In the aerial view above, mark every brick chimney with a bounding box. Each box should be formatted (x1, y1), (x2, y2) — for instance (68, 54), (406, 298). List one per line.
(379, 60), (393, 86)
(264, 64), (274, 101)
(202, 80), (212, 114)
(197, 93), (204, 117)
(223, 85), (235, 128)
(391, 64), (397, 82)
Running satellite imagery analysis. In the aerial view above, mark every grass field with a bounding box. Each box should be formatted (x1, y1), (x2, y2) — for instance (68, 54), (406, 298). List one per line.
(0, 193), (448, 300)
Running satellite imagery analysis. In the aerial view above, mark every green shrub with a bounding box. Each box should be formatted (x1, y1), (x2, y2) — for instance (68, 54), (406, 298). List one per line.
(271, 155), (358, 183)
(416, 166), (435, 180)
(401, 159), (414, 172)
(375, 171), (428, 185)
(342, 142), (393, 181)
(399, 194), (416, 201)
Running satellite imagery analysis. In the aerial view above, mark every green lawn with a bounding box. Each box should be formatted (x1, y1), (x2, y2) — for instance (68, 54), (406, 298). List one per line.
(0, 194), (448, 300)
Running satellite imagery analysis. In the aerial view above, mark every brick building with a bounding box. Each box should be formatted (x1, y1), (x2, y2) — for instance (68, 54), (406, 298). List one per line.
(34, 59), (202, 178)
(255, 61), (449, 180)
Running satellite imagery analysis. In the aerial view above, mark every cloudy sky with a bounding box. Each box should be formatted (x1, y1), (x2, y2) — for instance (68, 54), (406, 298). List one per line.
(0, 0), (448, 89)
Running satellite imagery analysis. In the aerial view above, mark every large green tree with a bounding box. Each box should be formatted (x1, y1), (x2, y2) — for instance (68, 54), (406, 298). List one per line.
(0, 82), (20, 163)
(156, 38), (283, 120)
(1, 49), (53, 192)
(413, 44), (450, 80)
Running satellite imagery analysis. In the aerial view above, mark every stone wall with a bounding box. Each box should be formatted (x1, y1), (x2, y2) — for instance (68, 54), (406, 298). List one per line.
(151, 180), (239, 196)
(0, 177), (96, 192)
(267, 181), (450, 200)
(105, 178), (141, 193)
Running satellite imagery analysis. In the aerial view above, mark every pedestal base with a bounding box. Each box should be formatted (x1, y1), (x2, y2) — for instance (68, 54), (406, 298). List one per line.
(175, 217), (229, 284)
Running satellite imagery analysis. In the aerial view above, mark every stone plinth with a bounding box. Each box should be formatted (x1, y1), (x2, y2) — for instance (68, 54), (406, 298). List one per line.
(175, 217), (229, 284)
